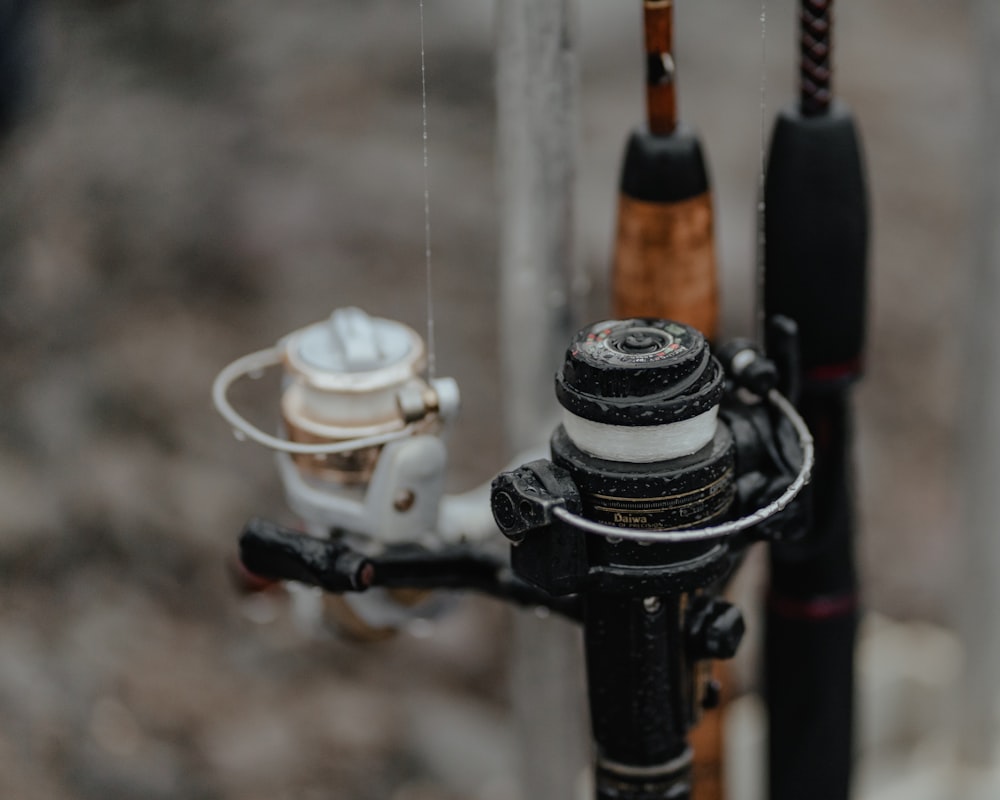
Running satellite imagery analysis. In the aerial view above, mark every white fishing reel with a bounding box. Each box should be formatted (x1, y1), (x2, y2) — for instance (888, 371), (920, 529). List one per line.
(213, 307), (472, 635)
(214, 307), (460, 548)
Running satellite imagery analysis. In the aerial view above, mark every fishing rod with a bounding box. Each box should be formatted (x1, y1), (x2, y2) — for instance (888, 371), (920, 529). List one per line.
(762, 1), (869, 798)
(609, 2), (724, 795)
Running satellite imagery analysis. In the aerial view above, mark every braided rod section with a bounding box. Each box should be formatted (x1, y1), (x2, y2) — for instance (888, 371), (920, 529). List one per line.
(800, 0), (833, 116)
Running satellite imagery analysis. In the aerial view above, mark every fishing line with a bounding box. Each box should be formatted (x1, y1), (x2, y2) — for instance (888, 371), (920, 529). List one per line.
(756, 0), (768, 344)
(418, 0), (436, 379)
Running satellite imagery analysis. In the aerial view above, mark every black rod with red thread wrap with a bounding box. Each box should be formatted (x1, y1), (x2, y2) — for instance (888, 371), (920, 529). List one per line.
(762, 2), (868, 798)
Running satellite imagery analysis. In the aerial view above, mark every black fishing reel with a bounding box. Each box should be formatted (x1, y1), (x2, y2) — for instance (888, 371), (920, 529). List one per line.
(489, 317), (812, 799)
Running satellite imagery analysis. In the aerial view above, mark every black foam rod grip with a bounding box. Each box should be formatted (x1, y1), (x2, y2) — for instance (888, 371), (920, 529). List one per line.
(763, 102), (869, 374)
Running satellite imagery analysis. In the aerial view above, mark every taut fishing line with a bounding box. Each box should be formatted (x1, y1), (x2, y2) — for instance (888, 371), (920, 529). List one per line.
(756, 0), (768, 343)
(418, 0), (436, 379)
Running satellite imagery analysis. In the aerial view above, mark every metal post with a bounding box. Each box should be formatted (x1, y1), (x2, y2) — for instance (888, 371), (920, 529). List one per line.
(495, 0), (589, 797)
(496, 0), (580, 455)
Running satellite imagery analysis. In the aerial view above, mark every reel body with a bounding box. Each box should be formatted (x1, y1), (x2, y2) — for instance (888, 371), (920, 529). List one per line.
(215, 307), (460, 547)
(214, 307), (462, 632)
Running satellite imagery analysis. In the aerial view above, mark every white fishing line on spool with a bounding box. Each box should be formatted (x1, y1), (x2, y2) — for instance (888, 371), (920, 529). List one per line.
(561, 406), (720, 463)
(553, 388), (814, 544)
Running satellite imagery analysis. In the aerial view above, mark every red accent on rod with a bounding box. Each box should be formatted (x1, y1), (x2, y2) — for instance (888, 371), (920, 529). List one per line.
(768, 590), (857, 621)
(805, 357), (862, 383)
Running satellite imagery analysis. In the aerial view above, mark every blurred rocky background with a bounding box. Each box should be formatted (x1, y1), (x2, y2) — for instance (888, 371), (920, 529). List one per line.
(0, 1), (977, 798)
